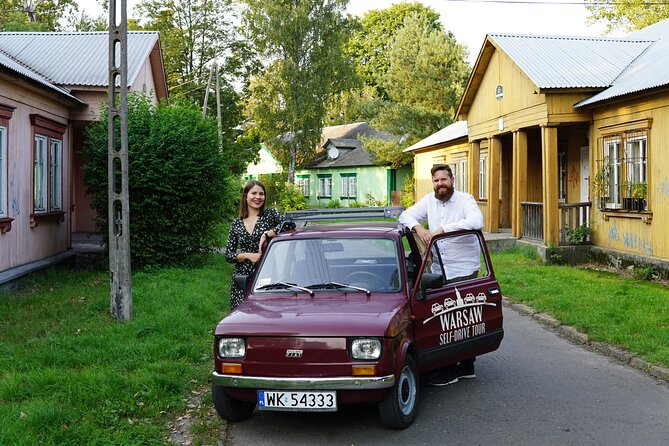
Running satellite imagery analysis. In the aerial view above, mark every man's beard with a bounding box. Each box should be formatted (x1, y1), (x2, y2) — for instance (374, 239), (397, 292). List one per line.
(435, 185), (453, 201)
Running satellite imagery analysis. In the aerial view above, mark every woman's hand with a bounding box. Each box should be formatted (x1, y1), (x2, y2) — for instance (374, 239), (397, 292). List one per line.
(239, 252), (261, 264)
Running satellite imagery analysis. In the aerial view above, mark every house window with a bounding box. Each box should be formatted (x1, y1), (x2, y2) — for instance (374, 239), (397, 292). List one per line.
(296, 175), (310, 197)
(451, 162), (459, 186)
(340, 174), (356, 199)
(31, 115), (66, 215)
(478, 157), (487, 199)
(596, 128), (648, 211)
(558, 152), (566, 202)
(0, 125), (7, 218)
(459, 160), (467, 193)
(317, 175), (332, 198)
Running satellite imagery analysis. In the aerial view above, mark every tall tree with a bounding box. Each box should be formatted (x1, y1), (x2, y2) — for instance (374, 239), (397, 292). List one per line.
(365, 12), (470, 167)
(346, 2), (440, 98)
(586, 0), (669, 33)
(241, 0), (356, 183)
(0, 0), (78, 31)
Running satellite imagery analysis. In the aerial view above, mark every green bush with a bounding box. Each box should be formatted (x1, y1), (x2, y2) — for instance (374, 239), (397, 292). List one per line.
(258, 172), (288, 208)
(400, 175), (415, 208)
(326, 199), (341, 208)
(278, 182), (308, 211)
(348, 201), (363, 208)
(83, 94), (231, 268)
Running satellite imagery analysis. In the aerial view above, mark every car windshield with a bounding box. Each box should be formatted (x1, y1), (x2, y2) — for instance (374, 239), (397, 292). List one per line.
(253, 237), (402, 293)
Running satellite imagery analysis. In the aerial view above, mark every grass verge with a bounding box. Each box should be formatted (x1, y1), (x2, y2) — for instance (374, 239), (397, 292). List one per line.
(492, 246), (669, 368)
(0, 254), (233, 446)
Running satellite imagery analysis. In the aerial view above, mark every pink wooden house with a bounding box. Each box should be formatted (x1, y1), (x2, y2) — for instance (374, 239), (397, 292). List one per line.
(0, 32), (167, 282)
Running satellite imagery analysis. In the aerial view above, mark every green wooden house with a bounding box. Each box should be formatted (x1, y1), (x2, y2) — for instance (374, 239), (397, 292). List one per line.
(295, 122), (411, 207)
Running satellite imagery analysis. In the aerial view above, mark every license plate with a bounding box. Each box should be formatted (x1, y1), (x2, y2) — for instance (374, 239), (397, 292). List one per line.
(257, 390), (337, 412)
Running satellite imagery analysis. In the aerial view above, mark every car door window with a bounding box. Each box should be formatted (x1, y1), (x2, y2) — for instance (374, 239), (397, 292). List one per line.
(423, 231), (489, 287)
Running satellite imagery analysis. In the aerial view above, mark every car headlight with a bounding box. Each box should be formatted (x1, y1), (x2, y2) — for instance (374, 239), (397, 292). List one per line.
(351, 338), (382, 360)
(218, 338), (246, 358)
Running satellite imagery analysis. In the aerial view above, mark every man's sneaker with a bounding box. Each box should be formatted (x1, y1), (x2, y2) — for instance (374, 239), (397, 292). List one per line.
(428, 366), (458, 387)
(456, 361), (476, 379)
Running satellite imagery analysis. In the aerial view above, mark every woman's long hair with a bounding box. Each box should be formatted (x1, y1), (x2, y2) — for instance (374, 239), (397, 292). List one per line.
(239, 180), (267, 218)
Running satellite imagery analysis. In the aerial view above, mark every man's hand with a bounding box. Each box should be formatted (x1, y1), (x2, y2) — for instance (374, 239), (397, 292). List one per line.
(414, 225), (432, 247)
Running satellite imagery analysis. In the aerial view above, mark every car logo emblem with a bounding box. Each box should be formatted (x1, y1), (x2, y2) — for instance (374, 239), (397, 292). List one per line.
(286, 349), (303, 358)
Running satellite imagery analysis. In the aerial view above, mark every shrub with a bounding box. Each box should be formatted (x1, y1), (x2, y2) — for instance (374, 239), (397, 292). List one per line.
(278, 182), (308, 211)
(400, 175), (415, 208)
(326, 199), (341, 208)
(566, 224), (592, 245)
(83, 94), (230, 268)
(365, 193), (386, 207)
(348, 201), (363, 208)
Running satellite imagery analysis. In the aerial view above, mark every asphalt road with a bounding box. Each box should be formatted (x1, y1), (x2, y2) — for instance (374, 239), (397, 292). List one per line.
(225, 305), (669, 445)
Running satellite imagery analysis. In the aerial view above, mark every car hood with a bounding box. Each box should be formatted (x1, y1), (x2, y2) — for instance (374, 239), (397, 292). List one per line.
(215, 294), (409, 338)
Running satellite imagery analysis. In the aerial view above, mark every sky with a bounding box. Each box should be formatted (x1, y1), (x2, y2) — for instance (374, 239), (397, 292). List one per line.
(78, 0), (620, 65)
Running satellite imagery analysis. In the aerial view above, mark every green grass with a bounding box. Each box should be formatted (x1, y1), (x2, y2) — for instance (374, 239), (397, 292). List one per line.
(492, 246), (669, 367)
(0, 254), (233, 446)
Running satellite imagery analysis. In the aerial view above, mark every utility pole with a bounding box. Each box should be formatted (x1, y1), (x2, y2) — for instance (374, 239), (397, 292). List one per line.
(108, 0), (132, 321)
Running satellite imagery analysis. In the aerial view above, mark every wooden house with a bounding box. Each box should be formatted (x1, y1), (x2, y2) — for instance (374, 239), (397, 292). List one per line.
(295, 122), (411, 207)
(0, 32), (167, 276)
(409, 18), (669, 262)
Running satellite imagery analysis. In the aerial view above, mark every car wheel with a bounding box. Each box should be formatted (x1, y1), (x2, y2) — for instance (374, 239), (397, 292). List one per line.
(211, 384), (256, 422)
(377, 354), (419, 429)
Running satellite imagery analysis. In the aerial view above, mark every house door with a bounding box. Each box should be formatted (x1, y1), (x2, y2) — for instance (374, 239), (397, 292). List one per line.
(580, 146), (589, 202)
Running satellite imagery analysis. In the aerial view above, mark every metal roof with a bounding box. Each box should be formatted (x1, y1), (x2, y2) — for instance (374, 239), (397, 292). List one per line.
(404, 121), (468, 152)
(0, 50), (82, 103)
(576, 19), (669, 107)
(489, 33), (652, 89)
(0, 31), (160, 87)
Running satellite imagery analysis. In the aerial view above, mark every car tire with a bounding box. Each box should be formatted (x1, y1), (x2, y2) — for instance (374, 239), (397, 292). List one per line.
(211, 384), (256, 422)
(377, 354), (419, 429)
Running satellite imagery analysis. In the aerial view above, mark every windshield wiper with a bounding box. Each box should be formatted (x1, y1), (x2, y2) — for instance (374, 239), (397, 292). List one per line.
(256, 282), (314, 297)
(306, 282), (371, 296)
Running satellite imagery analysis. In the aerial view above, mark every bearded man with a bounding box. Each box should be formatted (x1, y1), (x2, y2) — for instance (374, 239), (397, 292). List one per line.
(398, 163), (484, 386)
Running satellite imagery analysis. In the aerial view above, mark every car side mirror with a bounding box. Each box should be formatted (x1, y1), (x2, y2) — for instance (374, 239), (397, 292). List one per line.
(233, 275), (250, 292)
(417, 273), (444, 300)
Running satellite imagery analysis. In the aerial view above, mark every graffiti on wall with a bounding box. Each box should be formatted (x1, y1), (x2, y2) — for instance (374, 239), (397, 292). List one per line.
(607, 221), (653, 256)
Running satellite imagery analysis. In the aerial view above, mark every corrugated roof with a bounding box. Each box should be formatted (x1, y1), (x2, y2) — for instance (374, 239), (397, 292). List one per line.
(404, 121), (467, 152)
(489, 33), (652, 89)
(576, 19), (669, 107)
(0, 50), (82, 103)
(0, 31), (159, 87)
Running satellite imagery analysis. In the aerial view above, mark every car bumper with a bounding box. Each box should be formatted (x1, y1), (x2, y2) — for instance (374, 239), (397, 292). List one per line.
(212, 372), (395, 390)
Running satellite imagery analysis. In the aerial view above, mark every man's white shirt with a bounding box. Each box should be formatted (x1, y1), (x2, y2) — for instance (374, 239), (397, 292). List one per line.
(399, 190), (484, 279)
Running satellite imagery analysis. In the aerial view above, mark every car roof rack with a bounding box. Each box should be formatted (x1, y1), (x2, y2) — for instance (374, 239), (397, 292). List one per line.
(284, 206), (405, 224)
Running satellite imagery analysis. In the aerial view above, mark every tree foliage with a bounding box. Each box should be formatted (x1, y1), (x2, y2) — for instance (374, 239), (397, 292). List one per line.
(363, 12), (470, 167)
(0, 0), (78, 31)
(586, 0), (669, 33)
(346, 1), (440, 98)
(83, 94), (232, 268)
(241, 0), (357, 183)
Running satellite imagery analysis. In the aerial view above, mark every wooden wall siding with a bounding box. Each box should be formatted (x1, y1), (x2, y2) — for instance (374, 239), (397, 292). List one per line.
(467, 50), (547, 140)
(412, 140), (470, 200)
(0, 82), (71, 272)
(546, 94), (595, 124)
(590, 91), (669, 260)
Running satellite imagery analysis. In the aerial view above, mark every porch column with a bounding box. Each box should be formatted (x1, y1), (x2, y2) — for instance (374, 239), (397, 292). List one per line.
(541, 125), (559, 245)
(512, 130), (528, 237)
(469, 140), (480, 199)
(487, 136), (501, 233)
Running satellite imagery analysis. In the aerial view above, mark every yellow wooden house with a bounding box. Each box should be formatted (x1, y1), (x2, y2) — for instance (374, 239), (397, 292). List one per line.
(407, 18), (669, 262)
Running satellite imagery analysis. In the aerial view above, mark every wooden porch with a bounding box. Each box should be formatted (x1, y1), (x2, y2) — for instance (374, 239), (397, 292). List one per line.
(521, 202), (591, 245)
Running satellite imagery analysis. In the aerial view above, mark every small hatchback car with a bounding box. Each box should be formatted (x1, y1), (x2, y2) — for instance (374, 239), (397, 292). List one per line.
(212, 207), (504, 429)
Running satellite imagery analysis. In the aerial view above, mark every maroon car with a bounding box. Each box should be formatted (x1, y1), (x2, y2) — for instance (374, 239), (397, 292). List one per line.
(212, 208), (504, 429)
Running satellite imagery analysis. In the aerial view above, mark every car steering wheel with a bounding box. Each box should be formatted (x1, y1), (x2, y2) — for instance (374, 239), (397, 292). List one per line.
(346, 271), (386, 289)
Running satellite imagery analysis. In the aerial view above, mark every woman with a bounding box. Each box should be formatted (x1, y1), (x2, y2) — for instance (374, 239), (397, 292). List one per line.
(224, 180), (292, 309)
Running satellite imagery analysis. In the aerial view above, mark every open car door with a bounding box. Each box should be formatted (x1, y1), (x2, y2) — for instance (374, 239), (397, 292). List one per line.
(411, 229), (504, 372)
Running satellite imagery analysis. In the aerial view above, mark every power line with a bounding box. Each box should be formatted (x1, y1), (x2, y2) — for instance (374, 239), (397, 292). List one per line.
(438, 0), (668, 4)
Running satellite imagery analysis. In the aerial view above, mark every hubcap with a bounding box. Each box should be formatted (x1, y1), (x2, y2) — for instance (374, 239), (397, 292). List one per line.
(397, 365), (416, 416)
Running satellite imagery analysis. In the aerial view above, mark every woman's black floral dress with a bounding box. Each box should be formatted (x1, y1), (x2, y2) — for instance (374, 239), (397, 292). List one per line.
(224, 208), (294, 309)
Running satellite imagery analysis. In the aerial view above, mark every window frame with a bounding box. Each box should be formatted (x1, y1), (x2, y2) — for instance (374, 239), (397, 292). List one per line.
(30, 114), (67, 225)
(317, 174), (332, 199)
(478, 157), (487, 200)
(0, 104), (15, 233)
(340, 173), (357, 199)
(296, 175), (310, 198)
